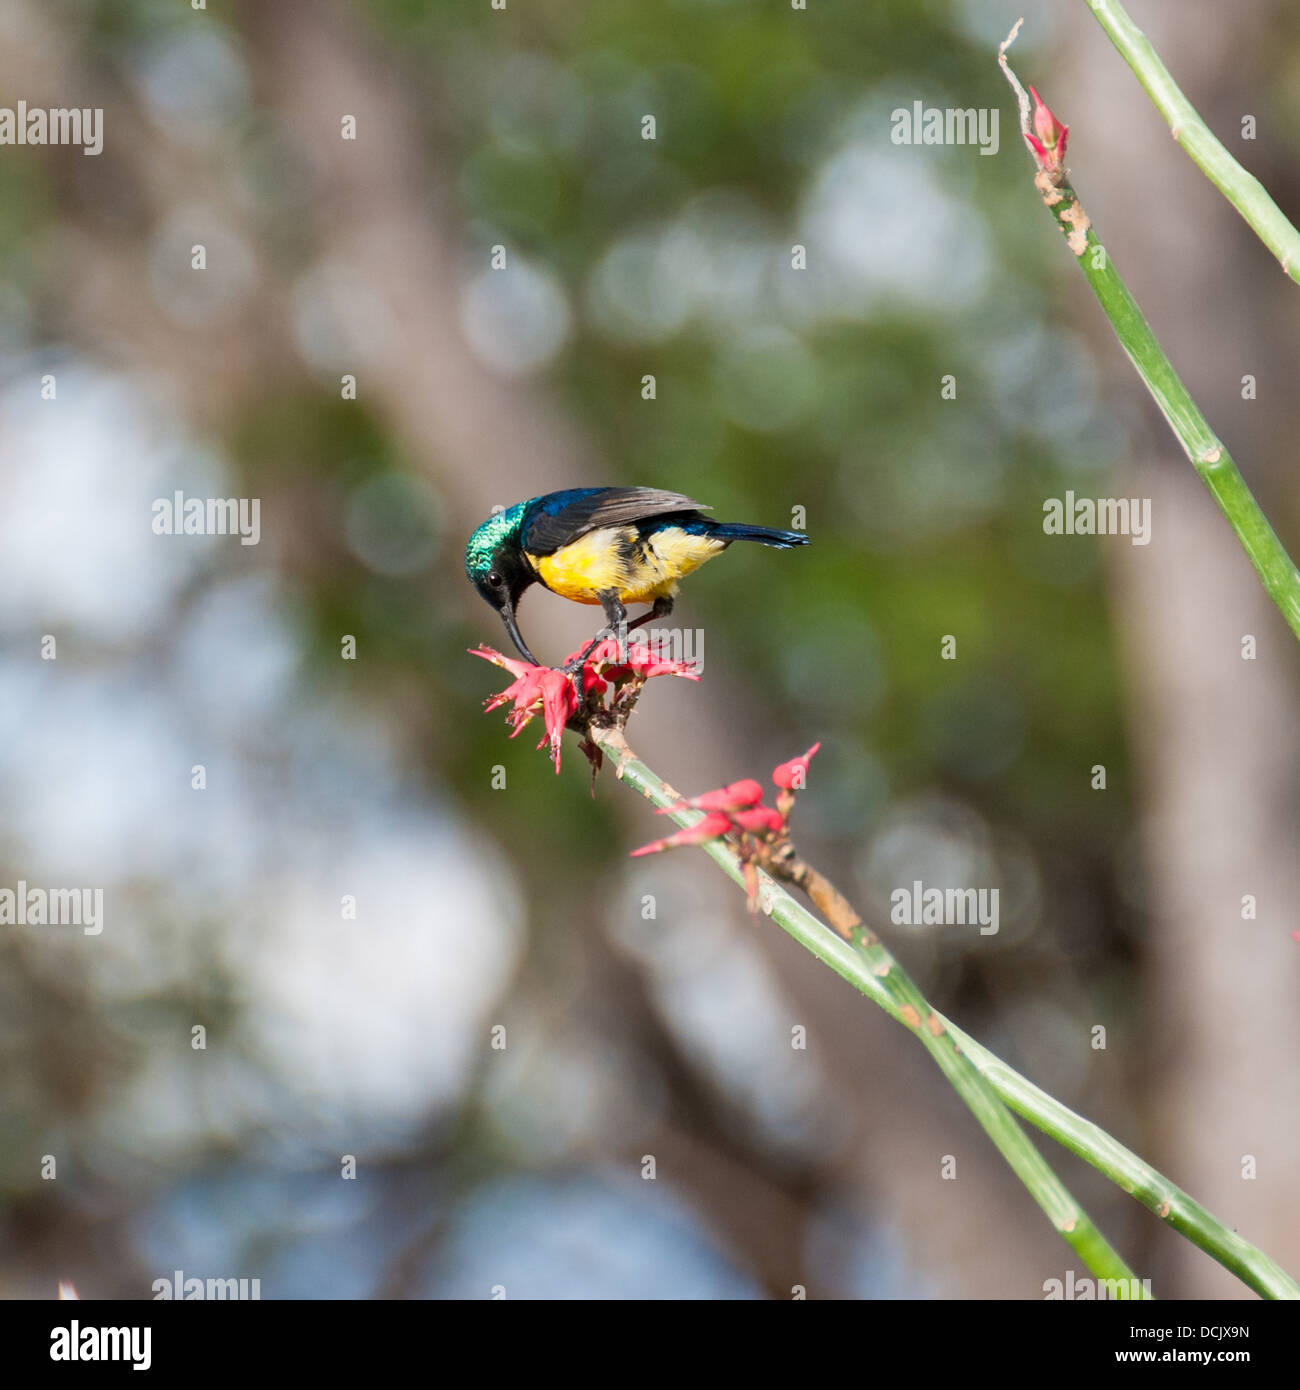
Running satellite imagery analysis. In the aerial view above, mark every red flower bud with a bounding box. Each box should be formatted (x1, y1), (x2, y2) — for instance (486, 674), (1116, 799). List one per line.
(772, 742), (821, 791)
(630, 810), (733, 857)
(659, 779), (765, 815)
(1024, 85), (1068, 173)
(731, 806), (784, 835)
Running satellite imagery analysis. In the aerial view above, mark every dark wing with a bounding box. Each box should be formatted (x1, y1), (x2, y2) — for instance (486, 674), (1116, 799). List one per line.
(521, 487), (710, 555)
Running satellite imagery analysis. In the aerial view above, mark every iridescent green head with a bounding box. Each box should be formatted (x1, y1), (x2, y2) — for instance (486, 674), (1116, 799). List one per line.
(464, 501), (539, 663)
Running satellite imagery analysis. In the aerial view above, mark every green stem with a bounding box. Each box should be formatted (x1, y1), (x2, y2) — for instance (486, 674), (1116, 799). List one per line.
(594, 724), (1300, 1300)
(1066, 201), (1300, 639)
(998, 27), (1300, 645)
(951, 1027), (1300, 1300)
(1085, 0), (1300, 283)
(598, 725), (1147, 1295)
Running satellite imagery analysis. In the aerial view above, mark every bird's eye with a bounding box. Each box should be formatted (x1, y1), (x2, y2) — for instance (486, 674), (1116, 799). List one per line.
(488, 570), (503, 588)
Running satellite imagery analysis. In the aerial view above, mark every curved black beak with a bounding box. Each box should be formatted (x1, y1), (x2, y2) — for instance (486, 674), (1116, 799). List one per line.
(501, 598), (540, 666)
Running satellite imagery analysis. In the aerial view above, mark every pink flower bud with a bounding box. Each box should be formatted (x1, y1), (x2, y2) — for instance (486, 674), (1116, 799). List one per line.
(731, 806), (784, 835)
(659, 779), (765, 815)
(772, 742), (821, 791)
(630, 810), (733, 857)
(1024, 85), (1069, 172)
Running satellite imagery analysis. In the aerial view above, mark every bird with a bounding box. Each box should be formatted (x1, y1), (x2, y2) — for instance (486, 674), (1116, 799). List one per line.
(465, 486), (809, 667)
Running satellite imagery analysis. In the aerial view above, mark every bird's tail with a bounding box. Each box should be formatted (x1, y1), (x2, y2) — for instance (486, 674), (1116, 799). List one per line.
(710, 522), (810, 549)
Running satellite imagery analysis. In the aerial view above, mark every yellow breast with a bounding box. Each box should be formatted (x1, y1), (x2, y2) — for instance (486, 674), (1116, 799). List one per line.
(529, 526), (726, 605)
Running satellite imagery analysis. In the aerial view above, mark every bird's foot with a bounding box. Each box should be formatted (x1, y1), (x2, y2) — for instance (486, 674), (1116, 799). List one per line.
(606, 626), (629, 665)
(564, 625), (627, 675)
(562, 635), (605, 677)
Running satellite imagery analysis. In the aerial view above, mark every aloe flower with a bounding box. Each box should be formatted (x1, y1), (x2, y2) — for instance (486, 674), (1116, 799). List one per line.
(470, 647), (579, 772)
(471, 638), (699, 773)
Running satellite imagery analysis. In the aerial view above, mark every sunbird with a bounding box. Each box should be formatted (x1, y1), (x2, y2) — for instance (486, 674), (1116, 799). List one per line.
(465, 486), (809, 666)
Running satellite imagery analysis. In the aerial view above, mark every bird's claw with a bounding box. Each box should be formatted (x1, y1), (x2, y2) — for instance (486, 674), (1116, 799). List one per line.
(562, 629), (629, 680)
(601, 624), (630, 665)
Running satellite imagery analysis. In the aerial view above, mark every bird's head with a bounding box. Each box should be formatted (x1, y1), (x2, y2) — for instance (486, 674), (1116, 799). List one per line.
(465, 503), (540, 664)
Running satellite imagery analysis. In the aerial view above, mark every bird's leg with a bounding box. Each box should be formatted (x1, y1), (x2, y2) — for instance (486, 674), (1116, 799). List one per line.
(564, 591), (628, 673)
(599, 591), (630, 663)
(624, 596), (673, 634)
(623, 596), (674, 662)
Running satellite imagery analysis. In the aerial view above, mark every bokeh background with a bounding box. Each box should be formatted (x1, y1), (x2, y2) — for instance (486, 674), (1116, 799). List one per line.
(1, 0), (1298, 1299)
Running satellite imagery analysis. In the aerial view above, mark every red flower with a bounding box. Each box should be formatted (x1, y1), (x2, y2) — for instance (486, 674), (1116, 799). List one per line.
(1024, 85), (1068, 174)
(469, 646), (533, 683)
(564, 637), (622, 669)
(772, 742), (821, 791)
(629, 810), (733, 857)
(566, 636), (701, 683)
(470, 646), (579, 773)
(472, 638), (699, 774)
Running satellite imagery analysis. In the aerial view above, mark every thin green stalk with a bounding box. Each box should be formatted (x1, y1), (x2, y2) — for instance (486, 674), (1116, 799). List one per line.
(949, 1026), (1300, 1301)
(594, 724), (1300, 1300)
(999, 26), (1300, 645)
(597, 725), (1146, 1295)
(1069, 216), (1300, 639)
(1086, 0), (1300, 283)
